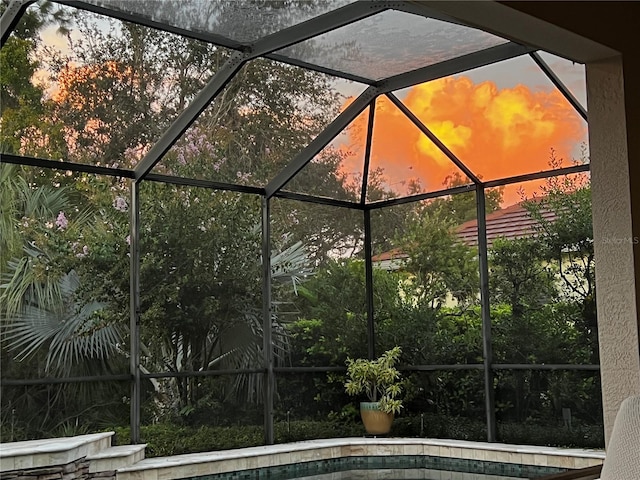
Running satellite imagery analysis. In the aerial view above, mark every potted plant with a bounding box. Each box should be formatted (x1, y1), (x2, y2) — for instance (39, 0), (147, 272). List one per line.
(344, 346), (403, 435)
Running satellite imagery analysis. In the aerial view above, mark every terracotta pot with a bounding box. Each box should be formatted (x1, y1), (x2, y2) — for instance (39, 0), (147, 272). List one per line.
(360, 401), (394, 435)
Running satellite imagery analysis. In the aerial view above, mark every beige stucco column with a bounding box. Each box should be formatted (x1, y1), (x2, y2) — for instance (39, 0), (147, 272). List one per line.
(587, 56), (640, 444)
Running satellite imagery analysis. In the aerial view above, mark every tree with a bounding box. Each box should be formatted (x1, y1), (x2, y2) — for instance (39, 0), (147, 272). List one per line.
(423, 172), (504, 224)
(399, 209), (479, 308)
(0, 37), (46, 154)
(0, 164), (97, 319)
(488, 151), (598, 421)
(0, 1), (71, 157)
(489, 236), (556, 318)
(524, 153), (596, 361)
(488, 235), (558, 420)
(47, 16), (221, 166)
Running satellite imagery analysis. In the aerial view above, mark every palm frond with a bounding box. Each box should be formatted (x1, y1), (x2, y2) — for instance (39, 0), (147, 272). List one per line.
(22, 185), (69, 219)
(270, 241), (313, 293)
(0, 244), (63, 319)
(1, 270), (123, 375)
(0, 165), (26, 260)
(223, 305), (292, 404)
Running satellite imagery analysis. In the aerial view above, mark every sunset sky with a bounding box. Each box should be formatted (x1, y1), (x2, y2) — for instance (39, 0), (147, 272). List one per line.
(334, 53), (588, 206)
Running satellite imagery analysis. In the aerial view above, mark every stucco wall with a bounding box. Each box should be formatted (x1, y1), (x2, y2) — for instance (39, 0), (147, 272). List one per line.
(586, 56), (640, 442)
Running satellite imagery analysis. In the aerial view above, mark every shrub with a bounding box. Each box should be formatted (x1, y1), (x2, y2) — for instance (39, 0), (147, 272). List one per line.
(111, 415), (603, 457)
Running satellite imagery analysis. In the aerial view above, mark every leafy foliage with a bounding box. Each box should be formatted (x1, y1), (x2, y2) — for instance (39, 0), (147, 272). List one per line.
(106, 413), (603, 457)
(490, 236), (556, 317)
(423, 172), (503, 224)
(344, 346), (404, 414)
(2, 270), (120, 376)
(400, 209), (478, 307)
(524, 154), (596, 361)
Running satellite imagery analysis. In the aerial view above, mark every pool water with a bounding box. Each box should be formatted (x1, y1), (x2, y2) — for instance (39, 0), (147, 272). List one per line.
(184, 455), (567, 480)
(295, 468), (528, 479)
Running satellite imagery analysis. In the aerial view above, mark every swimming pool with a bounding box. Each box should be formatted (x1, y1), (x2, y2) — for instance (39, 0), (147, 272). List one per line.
(1, 434), (603, 480)
(180, 455), (568, 480)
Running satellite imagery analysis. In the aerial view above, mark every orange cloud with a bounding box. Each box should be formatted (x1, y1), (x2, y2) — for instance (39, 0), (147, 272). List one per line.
(341, 76), (587, 205)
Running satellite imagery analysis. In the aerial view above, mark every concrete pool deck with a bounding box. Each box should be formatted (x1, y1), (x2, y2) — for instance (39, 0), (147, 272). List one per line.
(0, 433), (605, 480)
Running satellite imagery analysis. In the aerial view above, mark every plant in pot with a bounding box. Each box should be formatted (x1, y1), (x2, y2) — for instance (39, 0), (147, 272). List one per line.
(344, 346), (403, 435)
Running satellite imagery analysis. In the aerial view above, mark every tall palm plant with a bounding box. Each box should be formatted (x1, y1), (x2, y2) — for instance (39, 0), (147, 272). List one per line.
(2, 269), (122, 376)
(1, 165), (122, 374)
(0, 169), (128, 435)
(229, 241), (313, 403)
(1, 164), (73, 319)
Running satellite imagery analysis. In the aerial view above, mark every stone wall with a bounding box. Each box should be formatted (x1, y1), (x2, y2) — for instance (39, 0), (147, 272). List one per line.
(0, 458), (114, 480)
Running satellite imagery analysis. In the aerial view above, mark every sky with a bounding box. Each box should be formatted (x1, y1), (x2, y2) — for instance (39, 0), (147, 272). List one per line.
(332, 53), (588, 207)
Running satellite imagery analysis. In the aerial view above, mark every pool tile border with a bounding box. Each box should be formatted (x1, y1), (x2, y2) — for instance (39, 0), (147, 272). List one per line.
(0, 436), (605, 480)
(115, 438), (605, 480)
(176, 455), (566, 480)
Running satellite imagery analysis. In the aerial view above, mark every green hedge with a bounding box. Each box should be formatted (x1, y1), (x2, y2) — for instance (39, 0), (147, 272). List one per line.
(112, 421), (365, 457)
(497, 421), (604, 448)
(112, 424), (263, 457)
(112, 416), (603, 457)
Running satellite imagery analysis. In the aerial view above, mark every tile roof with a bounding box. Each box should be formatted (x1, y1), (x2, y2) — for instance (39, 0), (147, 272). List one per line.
(456, 199), (556, 248)
(371, 199), (555, 263)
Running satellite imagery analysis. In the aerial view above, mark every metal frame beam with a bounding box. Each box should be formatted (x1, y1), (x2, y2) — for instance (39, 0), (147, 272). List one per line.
(129, 180), (141, 444)
(0, 0), (33, 46)
(142, 369), (264, 379)
(367, 184), (476, 210)
(393, 0), (479, 28)
(273, 190), (360, 210)
(0, 362), (601, 386)
(0, 375), (130, 386)
(144, 172), (264, 195)
(274, 366), (345, 374)
(261, 197), (275, 445)
(0, 154), (135, 178)
(59, 0), (244, 50)
(386, 92), (481, 184)
(483, 163), (590, 188)
(364, 209), (376, 360)
(265, 86), (379, 198)
(400, 365), (484, 372)
(265, 53), (375, 85)
(250, 1), (387, 57)
(377, 43), (533, 93)
(476, 185), (496, 442)
(492, 364), (600, 371)
(530, 52), (587, 122)
(360, 100), (376, 206)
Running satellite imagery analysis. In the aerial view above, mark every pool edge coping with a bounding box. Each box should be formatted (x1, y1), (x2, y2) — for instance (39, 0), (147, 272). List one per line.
(113, 438), (605, 480)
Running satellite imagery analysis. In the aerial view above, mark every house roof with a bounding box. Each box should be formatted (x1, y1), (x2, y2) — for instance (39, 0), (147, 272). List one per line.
(456, 198), (556, 248)
(371, 199), (556, 263)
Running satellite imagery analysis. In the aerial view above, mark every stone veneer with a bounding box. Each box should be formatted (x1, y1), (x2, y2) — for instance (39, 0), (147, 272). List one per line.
(0, 433), (116, 480)
(0, 457), (116, 480)
(0, 434), (605, 480)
